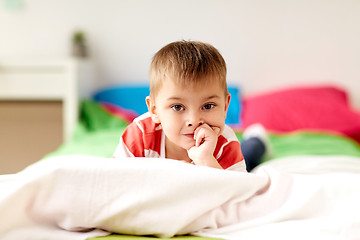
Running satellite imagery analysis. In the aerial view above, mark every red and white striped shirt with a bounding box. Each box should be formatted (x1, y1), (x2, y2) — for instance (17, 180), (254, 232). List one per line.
(113, 112), (246, 172)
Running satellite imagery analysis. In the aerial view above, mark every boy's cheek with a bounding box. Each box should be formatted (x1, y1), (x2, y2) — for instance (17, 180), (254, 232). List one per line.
(213, 127), (221, 136)
(217, 123), (226, 135)
(217, 127), (224, 136)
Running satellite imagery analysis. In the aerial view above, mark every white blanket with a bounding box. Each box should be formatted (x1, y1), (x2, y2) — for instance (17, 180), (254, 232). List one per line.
(1, 155), (360, 240)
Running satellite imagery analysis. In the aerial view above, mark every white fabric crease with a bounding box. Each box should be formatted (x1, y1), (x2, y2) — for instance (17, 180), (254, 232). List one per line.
(0, 155), (359, 240)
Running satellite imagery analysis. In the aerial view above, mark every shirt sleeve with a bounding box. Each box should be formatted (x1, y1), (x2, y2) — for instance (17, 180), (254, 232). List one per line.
(217, 140), (247, 172)
(215, 125), (247, 172)
(113, 122), (145, 158)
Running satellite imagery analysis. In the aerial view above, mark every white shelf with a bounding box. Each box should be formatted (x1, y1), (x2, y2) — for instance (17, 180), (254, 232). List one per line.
(0, 59), (79, 142)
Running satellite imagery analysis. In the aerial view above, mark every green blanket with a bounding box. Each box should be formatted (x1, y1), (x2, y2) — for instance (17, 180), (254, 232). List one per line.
(47, 100), (360, 160)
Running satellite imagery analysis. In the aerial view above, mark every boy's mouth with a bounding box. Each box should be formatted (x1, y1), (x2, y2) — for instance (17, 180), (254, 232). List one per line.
(184, 133), (195, 139)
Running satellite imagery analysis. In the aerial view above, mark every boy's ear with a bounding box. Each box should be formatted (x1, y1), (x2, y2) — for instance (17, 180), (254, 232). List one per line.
(224, 93), (231, 118)
(146, 96), (160, 123)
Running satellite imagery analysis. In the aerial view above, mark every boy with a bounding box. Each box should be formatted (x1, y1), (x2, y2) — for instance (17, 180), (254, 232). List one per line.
(113, 40), (247, 172)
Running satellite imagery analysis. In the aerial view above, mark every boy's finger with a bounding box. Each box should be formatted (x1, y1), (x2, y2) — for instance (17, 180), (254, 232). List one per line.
(211, 126), (221, 136)
(193, 123), (208, 137)
(196, 137), (205, 147)
(195, 130), (205, 146)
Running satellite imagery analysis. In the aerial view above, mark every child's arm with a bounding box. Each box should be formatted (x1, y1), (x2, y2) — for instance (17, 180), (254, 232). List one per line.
(187, 124), (223, 169)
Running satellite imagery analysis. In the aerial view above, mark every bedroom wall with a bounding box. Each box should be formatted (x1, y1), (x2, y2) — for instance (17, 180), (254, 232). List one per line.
(1, 0), (360, 109)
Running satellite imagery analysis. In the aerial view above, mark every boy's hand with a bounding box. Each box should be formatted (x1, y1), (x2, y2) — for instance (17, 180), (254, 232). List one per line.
(187, 123), (222, 168)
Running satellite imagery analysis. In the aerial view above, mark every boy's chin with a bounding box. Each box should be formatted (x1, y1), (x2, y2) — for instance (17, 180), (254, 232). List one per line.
(183, 142), (196, 151)
(168, 137), (196, 152)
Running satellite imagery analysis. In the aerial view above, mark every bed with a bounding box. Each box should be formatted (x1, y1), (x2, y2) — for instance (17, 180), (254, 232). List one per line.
(47, 84), (360, 164)
(1, 82), (360, 240)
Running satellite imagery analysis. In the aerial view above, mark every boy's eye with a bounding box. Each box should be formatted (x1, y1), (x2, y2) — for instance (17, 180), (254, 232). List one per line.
(171, 104), (184, 111)
(202, 103), (216, 110)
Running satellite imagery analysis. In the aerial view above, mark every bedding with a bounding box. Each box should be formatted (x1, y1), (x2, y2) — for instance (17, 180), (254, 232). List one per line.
(1, 154), (360, 240)
(241, 85), (360, 143)
(2, 84), (360, 240)
(47, 100), (360, 161)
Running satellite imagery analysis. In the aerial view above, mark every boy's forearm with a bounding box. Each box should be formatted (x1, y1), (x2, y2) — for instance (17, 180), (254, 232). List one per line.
(194, 156), (223, 169)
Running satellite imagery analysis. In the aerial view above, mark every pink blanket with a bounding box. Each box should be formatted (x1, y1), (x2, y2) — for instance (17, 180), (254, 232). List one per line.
(242, 86), (360, 143)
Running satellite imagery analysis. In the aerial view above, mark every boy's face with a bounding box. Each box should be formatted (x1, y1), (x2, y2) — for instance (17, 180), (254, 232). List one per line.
(146, 78), (231, 154)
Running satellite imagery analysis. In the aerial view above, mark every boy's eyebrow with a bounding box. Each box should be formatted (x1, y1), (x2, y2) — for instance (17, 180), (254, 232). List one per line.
(166, 96), (183, 101)
(206, 95), (220, 99)
(167, 94), (220, 100)
(166, 95), (221, 101)
(203, 95), (221, 101)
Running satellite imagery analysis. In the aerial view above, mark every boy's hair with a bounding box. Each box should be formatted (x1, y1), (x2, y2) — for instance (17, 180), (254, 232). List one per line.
(149, 40), (228, 97)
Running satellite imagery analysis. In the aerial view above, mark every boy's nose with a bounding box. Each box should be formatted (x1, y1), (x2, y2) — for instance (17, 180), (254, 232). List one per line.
(186, 112), (204, 127)
(187, 121), (204, 127)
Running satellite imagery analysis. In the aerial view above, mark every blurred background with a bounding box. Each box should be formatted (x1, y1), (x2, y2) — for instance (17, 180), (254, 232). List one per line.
(1, 0), (360, 173)
(1, 0), (360, 106)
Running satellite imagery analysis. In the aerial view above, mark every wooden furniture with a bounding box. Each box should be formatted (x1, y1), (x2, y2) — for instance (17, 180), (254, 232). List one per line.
(0, 59), (79, 174)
